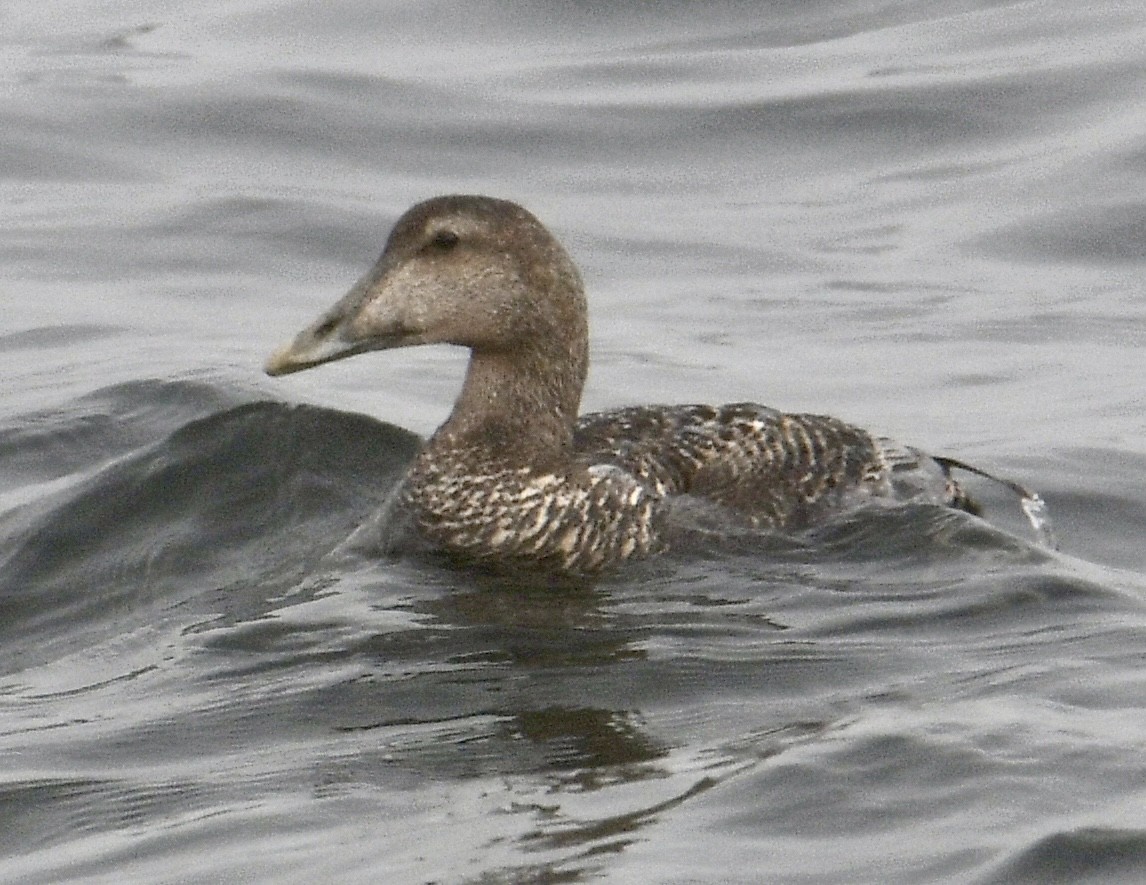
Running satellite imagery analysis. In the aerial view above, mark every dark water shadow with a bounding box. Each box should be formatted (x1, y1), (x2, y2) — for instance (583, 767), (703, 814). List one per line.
(0, 398), (420, 674)
(979, 825), (1146, 885)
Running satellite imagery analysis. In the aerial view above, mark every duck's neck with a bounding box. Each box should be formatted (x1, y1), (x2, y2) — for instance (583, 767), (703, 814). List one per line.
(429, 339), (588, 469)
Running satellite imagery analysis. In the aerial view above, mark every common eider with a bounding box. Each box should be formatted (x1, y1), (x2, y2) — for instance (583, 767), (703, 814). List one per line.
(265, 195), (1047, 574)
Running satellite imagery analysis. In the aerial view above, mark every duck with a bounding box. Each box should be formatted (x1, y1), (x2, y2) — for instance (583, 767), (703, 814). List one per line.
(265, 195), (1047, 574)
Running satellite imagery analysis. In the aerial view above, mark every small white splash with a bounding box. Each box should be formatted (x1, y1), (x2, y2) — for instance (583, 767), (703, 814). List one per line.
(1021, 493), (1057, 550)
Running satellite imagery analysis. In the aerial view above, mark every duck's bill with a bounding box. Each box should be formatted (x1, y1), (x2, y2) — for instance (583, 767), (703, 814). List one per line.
(264, 277), (377, 376)
(263, 329), (372, 376)
(264, 262), (429, 377)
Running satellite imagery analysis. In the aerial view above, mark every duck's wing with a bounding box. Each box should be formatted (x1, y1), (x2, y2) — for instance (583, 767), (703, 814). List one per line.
(573, 403), (968, 529)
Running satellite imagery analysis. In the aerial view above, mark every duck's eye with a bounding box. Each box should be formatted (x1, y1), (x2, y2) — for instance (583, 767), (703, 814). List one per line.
(429, 229), (460, 251)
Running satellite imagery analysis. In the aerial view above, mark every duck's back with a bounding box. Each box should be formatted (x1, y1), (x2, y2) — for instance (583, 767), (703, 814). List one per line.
(574, 403), (966, 530)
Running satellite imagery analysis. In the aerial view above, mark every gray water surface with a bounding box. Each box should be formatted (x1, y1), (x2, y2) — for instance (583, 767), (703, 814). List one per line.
(2, 2), (1145, 883)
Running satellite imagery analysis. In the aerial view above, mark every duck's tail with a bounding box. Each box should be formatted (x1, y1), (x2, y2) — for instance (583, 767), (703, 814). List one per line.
(934, 456), (1056, 549)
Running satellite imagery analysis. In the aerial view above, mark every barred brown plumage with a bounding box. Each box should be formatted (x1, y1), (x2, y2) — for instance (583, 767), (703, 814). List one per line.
(266, 195), (1044, 575)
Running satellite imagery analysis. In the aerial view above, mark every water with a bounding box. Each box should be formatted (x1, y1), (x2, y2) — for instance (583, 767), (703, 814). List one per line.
(2, 1), (1145, 882)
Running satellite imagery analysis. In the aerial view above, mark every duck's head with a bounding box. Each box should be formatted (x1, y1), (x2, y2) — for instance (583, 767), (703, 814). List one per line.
(264, 195), (587, 377)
